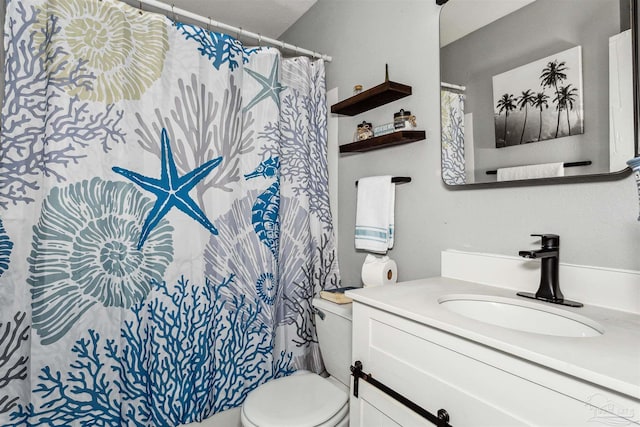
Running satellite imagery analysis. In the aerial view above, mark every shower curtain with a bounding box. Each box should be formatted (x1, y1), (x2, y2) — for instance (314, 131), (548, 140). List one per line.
(441, 88), (467, 185)
(0, 0), (339, 425)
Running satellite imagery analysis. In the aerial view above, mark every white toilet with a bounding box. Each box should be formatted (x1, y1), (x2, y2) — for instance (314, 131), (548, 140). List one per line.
(240, 297), (352, 427)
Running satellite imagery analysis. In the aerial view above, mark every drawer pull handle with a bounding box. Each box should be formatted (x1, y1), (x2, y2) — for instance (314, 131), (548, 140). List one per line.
(438, 409), (450, 424)
(350, 360), (453, 427)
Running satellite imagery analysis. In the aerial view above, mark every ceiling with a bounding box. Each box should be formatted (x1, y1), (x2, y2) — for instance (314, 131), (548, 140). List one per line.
(128, 0), (317, 39)
(440, 0), (535, 47)
(128, 0), (533, 48)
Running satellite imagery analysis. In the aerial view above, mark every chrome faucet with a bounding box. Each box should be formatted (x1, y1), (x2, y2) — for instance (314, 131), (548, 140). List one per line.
(516, 234), (582, 307)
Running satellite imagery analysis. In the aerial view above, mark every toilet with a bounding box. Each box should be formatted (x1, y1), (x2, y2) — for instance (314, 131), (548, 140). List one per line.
(240, 297), (352, 427)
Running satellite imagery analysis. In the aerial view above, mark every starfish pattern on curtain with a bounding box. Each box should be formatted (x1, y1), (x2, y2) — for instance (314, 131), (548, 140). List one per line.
(0, 0), (340, 425)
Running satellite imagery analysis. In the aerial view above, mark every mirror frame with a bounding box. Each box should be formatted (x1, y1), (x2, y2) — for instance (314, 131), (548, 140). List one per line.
(438, 0), (639, 188)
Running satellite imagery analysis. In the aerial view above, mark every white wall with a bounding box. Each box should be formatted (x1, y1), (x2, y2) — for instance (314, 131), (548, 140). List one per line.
(281, 0), (640, 285)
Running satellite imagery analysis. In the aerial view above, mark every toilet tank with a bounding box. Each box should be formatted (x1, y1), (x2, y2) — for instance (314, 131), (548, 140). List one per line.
(312, 298), (352, 387)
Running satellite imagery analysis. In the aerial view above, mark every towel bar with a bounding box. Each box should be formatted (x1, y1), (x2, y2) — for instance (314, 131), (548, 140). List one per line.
(485, 161), (592, 175)
(355, 176), (412, 186)
(351, 361), (453, 426)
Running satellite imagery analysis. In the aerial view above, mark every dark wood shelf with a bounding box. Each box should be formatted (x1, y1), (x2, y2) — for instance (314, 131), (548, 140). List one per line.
(331, 81), (412, 116)
(339, 130), (426, 153)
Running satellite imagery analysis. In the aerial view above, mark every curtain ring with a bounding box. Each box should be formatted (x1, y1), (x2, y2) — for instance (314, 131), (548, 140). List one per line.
(258, 34), (262, 47)
(207, 16), (212, 32)
(237, 27), (242, 40)
(171, 4), (176, 25)
(138, 1), (143, 15)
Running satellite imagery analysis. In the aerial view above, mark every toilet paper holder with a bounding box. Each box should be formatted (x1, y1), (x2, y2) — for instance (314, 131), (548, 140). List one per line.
(361, 254), (397, 287)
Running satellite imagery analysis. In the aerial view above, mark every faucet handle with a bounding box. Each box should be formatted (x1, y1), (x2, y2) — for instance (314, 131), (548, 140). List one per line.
(531, 234), (560, 248)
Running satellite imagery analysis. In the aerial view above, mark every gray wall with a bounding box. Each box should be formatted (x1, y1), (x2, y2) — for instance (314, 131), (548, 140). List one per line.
(282, 0), (640, 286)
(441, 0), (620, 179)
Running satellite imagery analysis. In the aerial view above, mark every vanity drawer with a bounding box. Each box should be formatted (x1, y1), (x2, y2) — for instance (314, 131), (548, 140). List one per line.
(351, 303), (639, 426)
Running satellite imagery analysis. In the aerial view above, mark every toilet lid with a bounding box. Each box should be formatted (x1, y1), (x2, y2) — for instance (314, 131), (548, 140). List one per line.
(243, 373), (348, 427)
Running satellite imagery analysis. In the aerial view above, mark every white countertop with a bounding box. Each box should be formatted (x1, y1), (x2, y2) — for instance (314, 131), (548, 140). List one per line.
(346, 277), (640, 400)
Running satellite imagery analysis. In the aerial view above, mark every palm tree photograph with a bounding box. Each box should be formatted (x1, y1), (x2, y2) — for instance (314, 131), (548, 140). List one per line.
(492, 46), (583, 148)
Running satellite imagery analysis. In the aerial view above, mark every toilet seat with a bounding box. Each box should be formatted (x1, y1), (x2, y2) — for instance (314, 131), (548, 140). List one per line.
(241, 372), (349, 427)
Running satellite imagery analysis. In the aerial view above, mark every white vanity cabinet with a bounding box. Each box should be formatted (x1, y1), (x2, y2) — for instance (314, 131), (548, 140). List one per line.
(349, 302), (640, 426)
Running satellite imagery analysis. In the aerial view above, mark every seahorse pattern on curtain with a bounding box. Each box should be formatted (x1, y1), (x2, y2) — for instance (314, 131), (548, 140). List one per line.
(0, 0), (339, 425)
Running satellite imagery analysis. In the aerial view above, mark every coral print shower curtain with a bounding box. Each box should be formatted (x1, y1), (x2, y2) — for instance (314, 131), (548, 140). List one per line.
(0, 0), (339, 425)
(441, 88), (466, 185)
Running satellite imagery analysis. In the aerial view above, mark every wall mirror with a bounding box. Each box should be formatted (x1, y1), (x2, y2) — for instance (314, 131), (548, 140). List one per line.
(439, 0), (638, 187)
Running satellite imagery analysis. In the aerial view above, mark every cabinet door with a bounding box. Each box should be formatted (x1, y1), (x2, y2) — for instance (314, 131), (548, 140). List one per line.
(350, 381), (430, 427)
(351, 304), (524, 426)
(351, 303), (640, 426)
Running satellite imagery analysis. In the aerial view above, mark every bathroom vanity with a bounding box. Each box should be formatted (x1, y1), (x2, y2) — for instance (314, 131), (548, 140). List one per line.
(346, 254), (640, 426)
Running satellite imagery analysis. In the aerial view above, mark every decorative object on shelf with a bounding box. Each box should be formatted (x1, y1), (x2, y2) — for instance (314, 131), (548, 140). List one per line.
(393, 109), (417, 130)
(373, 122), (395, 137)
(330, 65), (424, 153)
(355, 121), (374, 141)
(353, 84), (363, 95)
(627, 156), (640, 221)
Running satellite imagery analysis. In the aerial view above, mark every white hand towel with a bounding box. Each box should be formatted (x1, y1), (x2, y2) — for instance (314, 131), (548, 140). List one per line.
(388, 183), (395, 249)
(355, 176), (394, 253)
(497, 162), (565, 181)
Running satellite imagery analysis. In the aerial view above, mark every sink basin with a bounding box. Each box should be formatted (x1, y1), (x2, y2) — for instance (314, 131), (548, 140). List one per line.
(438, 294), (604, 337)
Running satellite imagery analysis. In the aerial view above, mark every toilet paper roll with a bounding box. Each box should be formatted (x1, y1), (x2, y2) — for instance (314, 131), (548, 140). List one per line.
(361, 254), (398, 287)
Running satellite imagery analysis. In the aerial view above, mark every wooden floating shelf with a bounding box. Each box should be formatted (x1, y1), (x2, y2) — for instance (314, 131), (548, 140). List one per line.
(331, 81), (412, 116)
(339, 130), (426, 153)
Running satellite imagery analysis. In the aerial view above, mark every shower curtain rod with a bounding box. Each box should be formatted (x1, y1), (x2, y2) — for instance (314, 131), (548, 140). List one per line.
(441, 82), (466, 92)
(135, 0), (332, 62)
